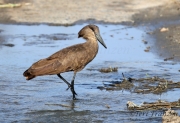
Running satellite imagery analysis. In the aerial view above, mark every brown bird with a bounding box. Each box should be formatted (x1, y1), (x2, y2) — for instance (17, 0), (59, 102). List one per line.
(23, 24), (107, 99)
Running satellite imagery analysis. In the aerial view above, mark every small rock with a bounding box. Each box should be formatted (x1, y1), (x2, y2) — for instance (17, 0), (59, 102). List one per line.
(24, 3), (32, 6)
(144, 49), (149, 52)
(142, 40), (148, 44)
(144, 46), (150, 52)
(160, 27), (169, 32)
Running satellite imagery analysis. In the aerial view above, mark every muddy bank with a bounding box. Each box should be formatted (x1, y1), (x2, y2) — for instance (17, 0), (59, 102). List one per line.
(132, 0), (180, 25)
(149, 24), (180, 62)
(132, 0), (180, 62)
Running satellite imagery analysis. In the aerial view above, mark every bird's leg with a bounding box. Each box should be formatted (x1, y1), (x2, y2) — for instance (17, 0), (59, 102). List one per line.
(57, 73), (77, 100)
(70, 72), (77, 100)
(57, 74), (71, 89)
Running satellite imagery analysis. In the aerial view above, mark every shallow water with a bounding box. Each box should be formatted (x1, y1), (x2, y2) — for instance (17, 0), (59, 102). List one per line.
(0, 24), (180, 122)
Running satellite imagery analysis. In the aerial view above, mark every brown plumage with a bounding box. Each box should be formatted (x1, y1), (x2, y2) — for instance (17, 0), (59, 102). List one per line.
(23, 24), (107, 99)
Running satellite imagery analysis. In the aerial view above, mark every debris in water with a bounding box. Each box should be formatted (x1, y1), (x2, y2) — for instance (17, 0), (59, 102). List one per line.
(98, 76), (180, 95)
(146, 32), (154, 35)
(2, 43), (15, 47)
(142, 39), (148, 44)
(127, 101), (139, 109)
(164, 57), (174, 61)
(99, 67), (118, 73)
(144, 46), (150, 52)
(127, 99), (180, 110)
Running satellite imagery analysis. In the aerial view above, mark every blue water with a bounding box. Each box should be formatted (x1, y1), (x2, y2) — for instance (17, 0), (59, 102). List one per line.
(0, 24), (180, 123)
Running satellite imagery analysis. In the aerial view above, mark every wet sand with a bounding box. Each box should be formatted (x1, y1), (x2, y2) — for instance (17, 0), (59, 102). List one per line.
(151, 24), (180, 61)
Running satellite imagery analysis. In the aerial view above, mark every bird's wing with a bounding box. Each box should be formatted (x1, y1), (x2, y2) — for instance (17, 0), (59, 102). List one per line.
(28, 43), (88, 75)
(28, 58), (62, 76)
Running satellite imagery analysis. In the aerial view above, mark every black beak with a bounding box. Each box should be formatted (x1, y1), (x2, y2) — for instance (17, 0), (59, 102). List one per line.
(95, 33), (107, 49)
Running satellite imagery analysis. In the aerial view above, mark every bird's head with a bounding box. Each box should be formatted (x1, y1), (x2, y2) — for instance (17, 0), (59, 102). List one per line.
(78, 25), (107, 49)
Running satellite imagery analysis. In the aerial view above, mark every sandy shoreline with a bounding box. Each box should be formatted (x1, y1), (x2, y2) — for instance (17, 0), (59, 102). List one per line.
(0, 0), (178, 25)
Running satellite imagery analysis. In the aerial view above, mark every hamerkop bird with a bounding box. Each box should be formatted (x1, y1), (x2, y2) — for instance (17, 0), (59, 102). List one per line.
(23, 24), (107, 99)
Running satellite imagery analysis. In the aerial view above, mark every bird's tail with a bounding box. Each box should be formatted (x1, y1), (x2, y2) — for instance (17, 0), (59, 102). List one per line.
(23, 70), (35, 80)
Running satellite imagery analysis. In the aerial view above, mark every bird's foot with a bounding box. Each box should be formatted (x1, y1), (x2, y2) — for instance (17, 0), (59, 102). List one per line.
(71, 86), (77, 100)
(66, 84), (77, 98)
(73, 95), (77, 100)
(71, 87), (77, 96)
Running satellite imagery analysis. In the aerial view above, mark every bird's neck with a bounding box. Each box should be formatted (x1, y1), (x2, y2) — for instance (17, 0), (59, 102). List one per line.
(86, 37), (99, 54)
